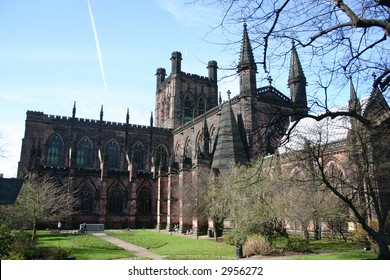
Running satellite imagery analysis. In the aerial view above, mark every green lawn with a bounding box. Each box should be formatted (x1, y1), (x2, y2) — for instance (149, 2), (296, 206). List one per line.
(290, 251), (378, 260)
(271, 236), (379, 260)
(35, 230), (382, 260)
(36, 231), (136, 260)
(106, 230), (236, 260)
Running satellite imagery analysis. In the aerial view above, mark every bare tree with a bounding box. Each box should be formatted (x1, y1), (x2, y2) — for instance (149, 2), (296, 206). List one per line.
(211, 0), (389, 95)
(281, 113), (390, 259)
(5, 173), (78, 243)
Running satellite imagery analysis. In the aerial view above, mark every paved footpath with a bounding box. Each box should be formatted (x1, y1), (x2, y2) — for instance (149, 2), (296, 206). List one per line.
(92, 232), (164, 260)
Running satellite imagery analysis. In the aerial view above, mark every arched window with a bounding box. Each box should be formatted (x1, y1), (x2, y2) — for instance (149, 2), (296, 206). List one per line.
(108, 185), (124, 214)
(184, 94), (193, 123)
(107, 139), (119, 169)
(46, 134), (63, 166)
(155, 145), (168, 170)
(174, 143), (181, 162)
(326, 161), (346, 195)
(184, 138), (192, 159)
(133, 143), (144, 171)
(195, 131), (203, 155)
(76, 138), (92, 167)
(79, 185), (94, 213)
(198, 97), (206, 116)
(137, 186), (152, 214)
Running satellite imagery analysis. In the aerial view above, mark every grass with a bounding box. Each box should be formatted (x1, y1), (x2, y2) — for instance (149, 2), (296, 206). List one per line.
(36, 231), (136, 260)
(106, 230), (236, 260)
(271, 236), (379, 260)
(290, 251), (378, 260)
(34, 230), (383, 260)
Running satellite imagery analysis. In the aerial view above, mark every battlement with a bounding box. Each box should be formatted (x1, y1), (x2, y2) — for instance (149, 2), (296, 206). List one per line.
(26, 110), (171, 132)
(157, 71), (213, 92)
(181, 72), (210, 82)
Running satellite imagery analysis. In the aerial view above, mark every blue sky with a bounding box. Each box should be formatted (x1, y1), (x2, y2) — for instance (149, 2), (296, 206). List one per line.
(0, 0), (249, 177)
(0, 0), (352, 178)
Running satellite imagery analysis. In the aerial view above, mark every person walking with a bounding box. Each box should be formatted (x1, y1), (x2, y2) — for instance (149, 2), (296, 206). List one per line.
(57, 221), (62, 232)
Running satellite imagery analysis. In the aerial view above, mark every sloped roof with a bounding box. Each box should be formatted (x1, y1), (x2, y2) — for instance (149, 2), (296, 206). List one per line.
(278, 95), (379, 153)
(278, 115), (351, 154)
(211, 103), (248, 171)
(0, 178), (24, 204)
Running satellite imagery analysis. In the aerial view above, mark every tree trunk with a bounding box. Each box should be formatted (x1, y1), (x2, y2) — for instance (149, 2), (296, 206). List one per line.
(372, 232), (390, 260)
(31, 221), (37, 246)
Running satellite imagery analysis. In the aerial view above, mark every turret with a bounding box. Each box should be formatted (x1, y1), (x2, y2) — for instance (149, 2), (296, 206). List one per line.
(238, 23), (257, 95)
(156, 68), (166, 91)
(207, 60), (218, 82)
(170, 51), (182, 74)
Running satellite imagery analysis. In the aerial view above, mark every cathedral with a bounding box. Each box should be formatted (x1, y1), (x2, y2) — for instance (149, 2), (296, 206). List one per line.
(17, 24), (388, 234)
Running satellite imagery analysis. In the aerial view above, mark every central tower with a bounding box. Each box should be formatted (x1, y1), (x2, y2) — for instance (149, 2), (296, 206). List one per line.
(155, 52), (218, 129)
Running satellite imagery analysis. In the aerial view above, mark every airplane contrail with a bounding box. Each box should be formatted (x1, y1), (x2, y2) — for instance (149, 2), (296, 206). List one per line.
(87, 0), (108, 93)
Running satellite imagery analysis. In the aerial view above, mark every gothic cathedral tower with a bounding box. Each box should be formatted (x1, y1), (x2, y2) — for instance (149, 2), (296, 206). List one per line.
(155, 52), (218, 129)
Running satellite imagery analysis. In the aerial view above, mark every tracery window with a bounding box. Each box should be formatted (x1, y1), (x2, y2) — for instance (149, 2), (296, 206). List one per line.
(46, 134), (63, 166)
(76, 137), (92, 167)
(184, 94), (193, 123)
(108, 185), (124, 214)
(79, 185), (93, 213)
(133, 143), (144, 171)
(198, 97), (206, 116)
(107, 139), (119, 169)
(155, 145), (168, 170)
(137, 186), (152, 214)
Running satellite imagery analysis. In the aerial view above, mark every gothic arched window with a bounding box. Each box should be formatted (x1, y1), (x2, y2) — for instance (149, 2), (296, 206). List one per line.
(46, 134), (63, 166)
(184, 94), (193, 123)
(107, 139), (119, 169)
(76, 137), (92, 167)
(133, 143), (144, 171)
(79, 185), (94, 213)
(155, 145), (168, 170)
(326, 161), (346, 195)
(198, 97), (206, 116)
(108, 185), (124, 214)
(184, 138), (192, 164)
(137, 186), (152, 214)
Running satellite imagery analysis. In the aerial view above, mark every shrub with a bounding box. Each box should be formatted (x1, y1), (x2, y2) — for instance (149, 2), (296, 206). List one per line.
(284, 237), (311, 253)
(38, 247), (71, 260)
(352, 222), (368, 244)
(224, 227), (247, 246)
(243, 234), (274, 257)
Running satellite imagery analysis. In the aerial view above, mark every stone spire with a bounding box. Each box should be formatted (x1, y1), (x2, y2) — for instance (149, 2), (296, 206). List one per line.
(288, 41), (307, 119)
(238, 23), (257, 95)
(348, 76), (361, 113)
(238, 23), (257, 72)
(211, 103), (248, 173)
